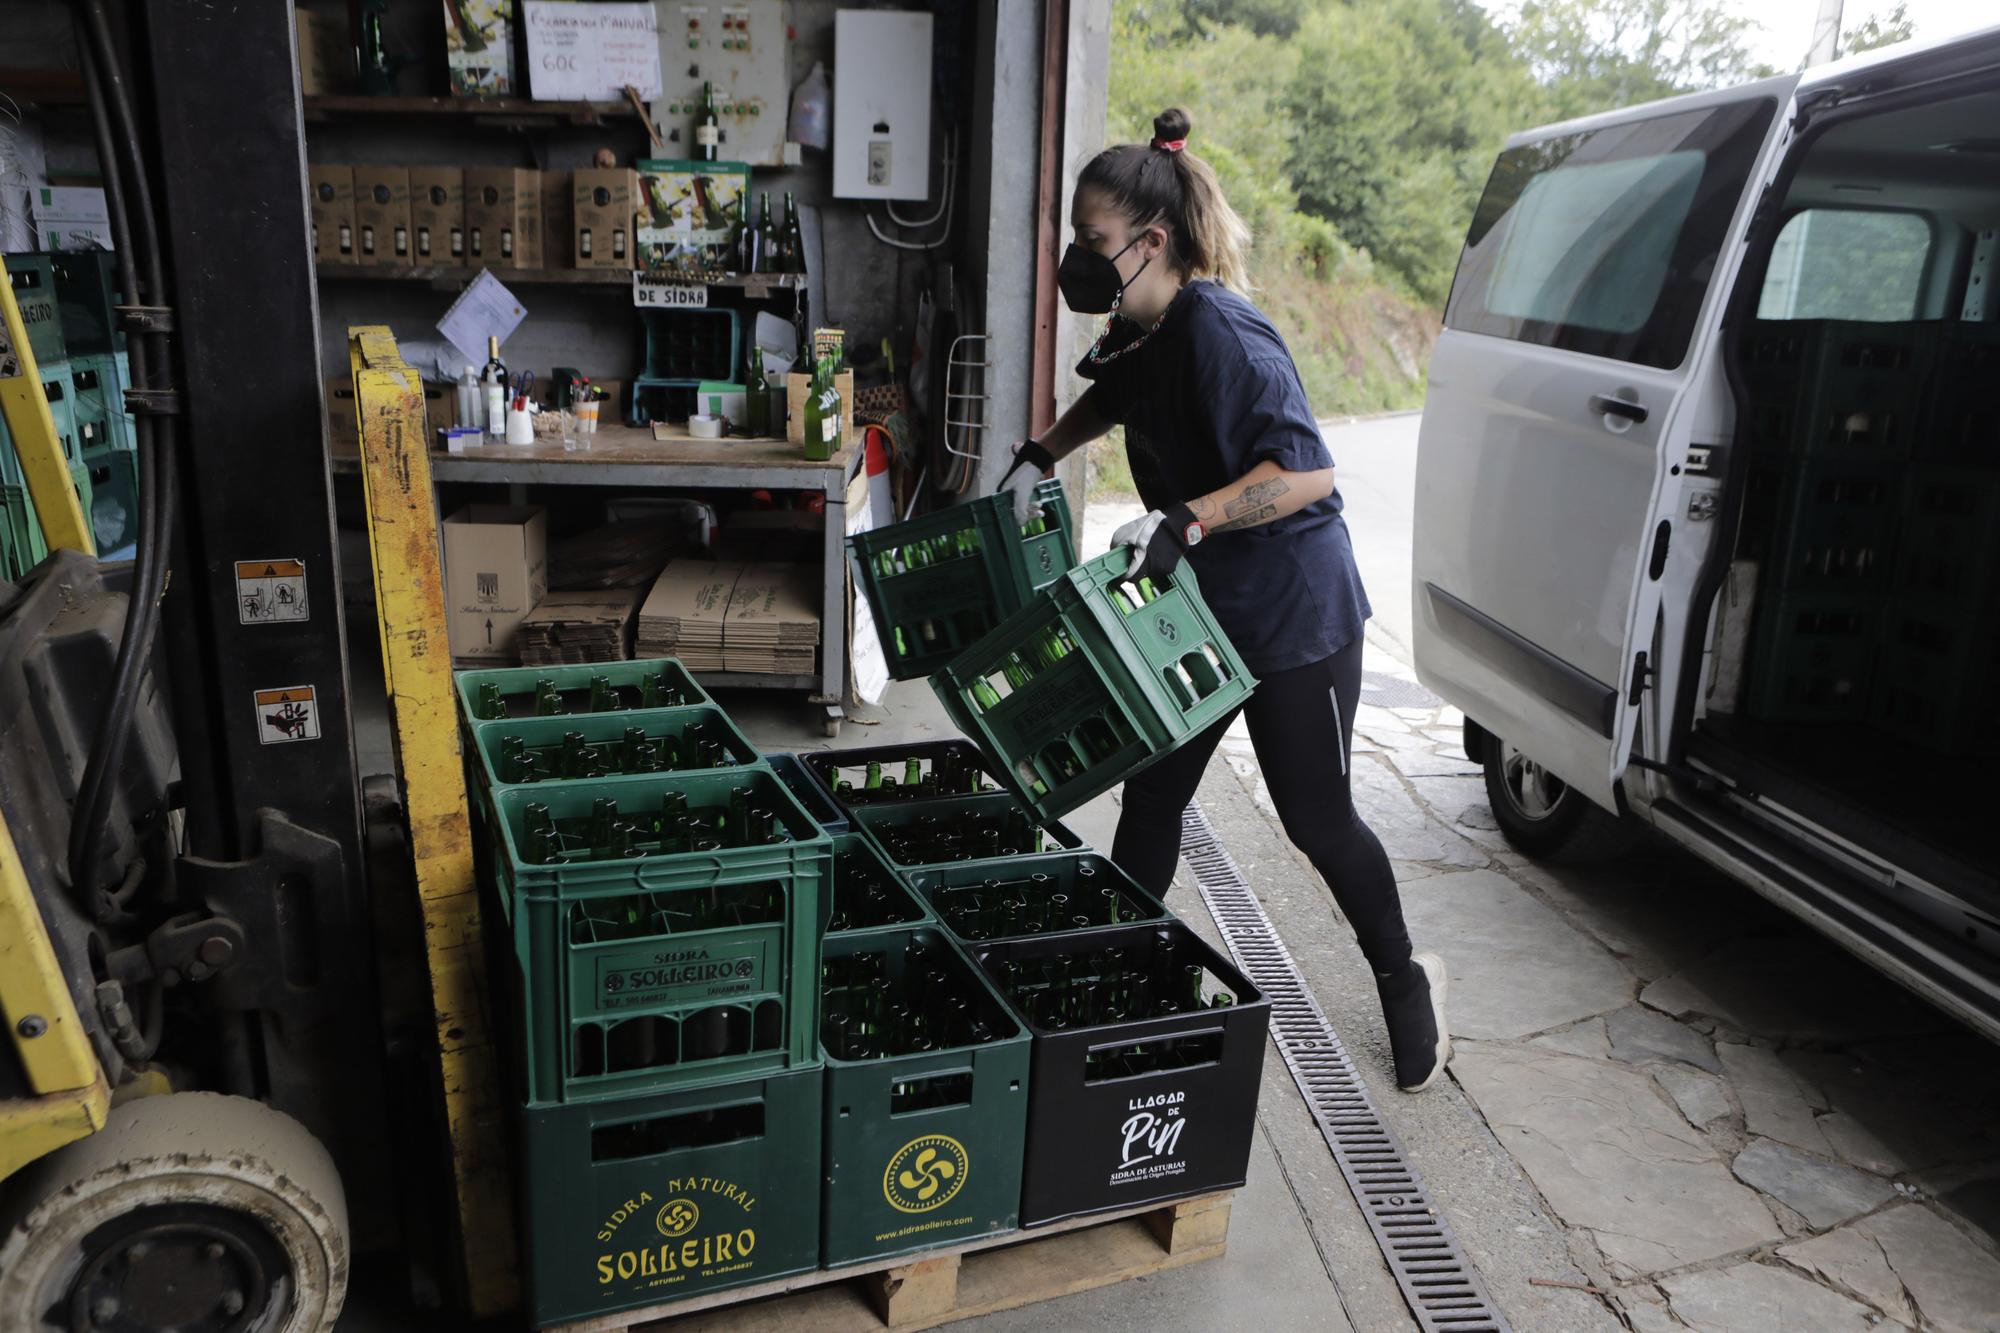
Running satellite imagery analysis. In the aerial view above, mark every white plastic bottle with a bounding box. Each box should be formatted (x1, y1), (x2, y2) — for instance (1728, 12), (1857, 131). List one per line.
(457, 365), (482, 431)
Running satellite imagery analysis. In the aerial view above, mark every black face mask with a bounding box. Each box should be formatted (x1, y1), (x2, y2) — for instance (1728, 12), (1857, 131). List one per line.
(1058, 235), (1152, 315)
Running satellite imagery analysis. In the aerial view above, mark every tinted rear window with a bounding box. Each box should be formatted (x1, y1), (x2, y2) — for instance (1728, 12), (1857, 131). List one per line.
(1446, 98), (1777, 369)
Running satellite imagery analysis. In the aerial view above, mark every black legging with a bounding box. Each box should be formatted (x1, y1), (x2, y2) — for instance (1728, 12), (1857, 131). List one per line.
(1111, 636), (1413, 974)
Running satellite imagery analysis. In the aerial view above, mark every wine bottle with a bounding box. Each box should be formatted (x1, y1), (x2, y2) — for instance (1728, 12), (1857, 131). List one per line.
(696, 82), (722, 163)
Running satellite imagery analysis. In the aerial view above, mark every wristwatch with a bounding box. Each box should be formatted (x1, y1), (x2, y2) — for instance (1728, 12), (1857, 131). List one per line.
(1180, 517), (1206, 548)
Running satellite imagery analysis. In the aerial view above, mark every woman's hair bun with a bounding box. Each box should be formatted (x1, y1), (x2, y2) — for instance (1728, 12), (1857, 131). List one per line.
(1153, 107), (1192, 144)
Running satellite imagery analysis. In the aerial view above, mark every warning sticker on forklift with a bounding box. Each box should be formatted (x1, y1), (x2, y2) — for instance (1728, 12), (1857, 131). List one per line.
(235, 559), (310, 625)
(253, 685), (321, 745)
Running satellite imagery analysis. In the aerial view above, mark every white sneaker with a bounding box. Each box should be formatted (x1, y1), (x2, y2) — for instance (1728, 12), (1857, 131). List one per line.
(1398, 952), (1452, 1093)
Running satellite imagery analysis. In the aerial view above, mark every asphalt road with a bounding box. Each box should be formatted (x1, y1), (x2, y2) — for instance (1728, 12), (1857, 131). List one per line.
(1323, 410), (1423, 663)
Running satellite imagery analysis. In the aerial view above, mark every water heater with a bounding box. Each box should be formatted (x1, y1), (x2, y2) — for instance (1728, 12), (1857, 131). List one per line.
(832, 10), (933, 202)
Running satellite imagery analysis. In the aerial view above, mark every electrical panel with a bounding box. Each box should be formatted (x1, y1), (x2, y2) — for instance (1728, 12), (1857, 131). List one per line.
(650, 3), (793, 167)
(832, 10), (932, 202)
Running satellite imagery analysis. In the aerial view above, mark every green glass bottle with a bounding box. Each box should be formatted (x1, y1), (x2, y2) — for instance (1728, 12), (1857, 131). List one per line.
(475, 681), (505, 720)
(533, 680), (563, 716)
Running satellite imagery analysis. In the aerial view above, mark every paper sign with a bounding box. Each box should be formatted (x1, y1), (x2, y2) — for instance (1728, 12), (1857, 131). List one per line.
(523, 2), (662, 101)
(235, 559), (310, 625)
(631, 272), (708, 309)
(436, 269), (526, 367)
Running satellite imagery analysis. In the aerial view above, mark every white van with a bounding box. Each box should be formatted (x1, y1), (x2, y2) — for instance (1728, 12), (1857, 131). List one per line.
(1413, 27), (2000, 1039)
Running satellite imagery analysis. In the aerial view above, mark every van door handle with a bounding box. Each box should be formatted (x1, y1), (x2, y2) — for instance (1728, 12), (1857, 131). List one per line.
(1590, 395), (1648, 424)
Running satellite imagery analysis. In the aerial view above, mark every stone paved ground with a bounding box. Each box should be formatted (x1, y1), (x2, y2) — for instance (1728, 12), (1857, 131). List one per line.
(1217, 637), (2000, 1332)
(1084, 481), (2000, 1332)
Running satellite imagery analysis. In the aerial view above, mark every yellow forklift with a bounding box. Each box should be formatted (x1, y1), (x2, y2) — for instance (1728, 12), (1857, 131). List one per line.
(0, 4), (513, 1327)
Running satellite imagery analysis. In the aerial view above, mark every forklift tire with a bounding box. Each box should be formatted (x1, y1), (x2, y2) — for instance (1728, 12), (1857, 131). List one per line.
(0, 1091), (348, 1332)
(1481, 734), (1636, 863)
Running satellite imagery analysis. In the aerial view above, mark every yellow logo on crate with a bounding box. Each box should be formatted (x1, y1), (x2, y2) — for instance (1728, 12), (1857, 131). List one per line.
(656, 1199), (700, 1238)
(883, 1135), (970, 1214)
(593, 1178), (759, 1288)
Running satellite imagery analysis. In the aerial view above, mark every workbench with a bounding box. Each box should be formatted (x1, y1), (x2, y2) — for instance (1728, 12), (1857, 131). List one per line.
(330, 424), (861, 735)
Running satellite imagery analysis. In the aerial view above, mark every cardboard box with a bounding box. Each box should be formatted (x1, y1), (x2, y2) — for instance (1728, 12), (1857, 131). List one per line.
(722, 562), (819, 674)
(516, 588), (641, 665)
(307, 165), (355, 263)
(32, 186), (109, 224)
(572, 168), (637, 270)
(463, 167), (536, 267)
(445, 0), (515, 96)
(326, 376), (454, 451)
(443, 505), (549, 661)
(295, 7), (350, 96)
(636, 159), (749, 274)
(351, 166), (412, 263)
(785, 371), (854, 450)
(408, 167), (465, 265)
(539, 170), (572, 269)
(325, 376), (358, 451)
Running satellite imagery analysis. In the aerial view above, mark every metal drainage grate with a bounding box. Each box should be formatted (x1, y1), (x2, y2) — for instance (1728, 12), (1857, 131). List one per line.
(1180, 802), (1508, 1333)
(1360, 671), (1442, 711)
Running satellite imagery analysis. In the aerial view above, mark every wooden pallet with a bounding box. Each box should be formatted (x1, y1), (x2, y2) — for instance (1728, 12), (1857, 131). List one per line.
(555, 1191), (1234, 1332)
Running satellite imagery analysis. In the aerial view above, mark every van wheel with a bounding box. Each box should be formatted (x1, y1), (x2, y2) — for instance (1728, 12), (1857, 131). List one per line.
(1481, 736), (1634, 862)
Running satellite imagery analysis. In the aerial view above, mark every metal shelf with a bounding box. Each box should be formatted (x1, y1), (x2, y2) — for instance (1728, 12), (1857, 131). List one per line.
(302, 94), (639, 128)
(314, 263), (805, 296)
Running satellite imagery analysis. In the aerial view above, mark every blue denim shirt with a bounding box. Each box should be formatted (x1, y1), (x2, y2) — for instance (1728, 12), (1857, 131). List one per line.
(1077, 281), (1371, 675)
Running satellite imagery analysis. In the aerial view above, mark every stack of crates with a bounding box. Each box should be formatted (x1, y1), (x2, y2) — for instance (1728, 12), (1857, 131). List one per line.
(53, 252), (138, 554)
(454, 658), (833, 1328)
(1737, 320), (1929, 724)
(2, 252), (134, 575)
(632, 307), (739, 426)
(848, 479), (1079, 679)
(1738, 319), (1999, 751)
(804, 736), (1269, 1236)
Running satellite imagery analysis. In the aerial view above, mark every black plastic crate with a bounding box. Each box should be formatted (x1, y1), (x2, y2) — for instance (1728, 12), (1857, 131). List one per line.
(1738, 319), (1939, 459)
(1745, 594), (1879, 724)
(517, 1067), (822, 1327)
(803, 739), (1003, 811)
(969, 920), (1269, 1227)
(1920, 322), (2000, 465)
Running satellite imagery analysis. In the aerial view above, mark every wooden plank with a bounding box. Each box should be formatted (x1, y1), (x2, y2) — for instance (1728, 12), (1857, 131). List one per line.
(348, 326), (520, 1318)
(564, 1193), (1234, 1333)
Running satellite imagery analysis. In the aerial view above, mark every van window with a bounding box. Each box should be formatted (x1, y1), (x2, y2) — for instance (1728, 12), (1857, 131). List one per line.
(1446, 98), (1777, 369)
(1756, 209), (1932, 321)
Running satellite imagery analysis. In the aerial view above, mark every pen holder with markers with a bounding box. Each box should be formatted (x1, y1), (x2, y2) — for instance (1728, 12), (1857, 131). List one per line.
(931, 550), (1256, 822)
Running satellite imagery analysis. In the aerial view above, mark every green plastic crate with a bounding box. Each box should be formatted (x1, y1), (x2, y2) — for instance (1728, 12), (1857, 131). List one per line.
(901, 852), (1167, 945)
(1739, 319), (1938, 459)
(518, 1066), (823, 1327)
(932, 551), (1256, 821)
(69, 355), (132, 456)
(803, 739), (1001, 811)
(1892, 465), (2000, 605)
(4, 254), (67, 365)
(470, 704), (761, 793)
(455, 657), (710, 724)
(819, 926), (1029, 1267)
(83, 447), (138, 553)
(491, 768), (832, 1104)
(847, 790), (1084, 872)
(48, 251), (125, 356)
(1870, 598), (2000, 756)
(827, 832), (932, 936)
(850, 479), (1077, 680)
(1, 484), (43, 580)
(1766, 457), (1899, 594)
(1745, 594), (1878, 724)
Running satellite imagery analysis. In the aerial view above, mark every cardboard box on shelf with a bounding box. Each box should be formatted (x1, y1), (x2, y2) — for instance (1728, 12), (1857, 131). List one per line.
(571, 168), (636, 270)
(722, 562), (819, 675)
(351, 166), (412, 263)
(516, 587), (642, 665)
(445, 0), (515, 96)
(443, 505), (548, 662)
(407, 167), (465, 265)
(539, 170), (572, 269)
(307, 165), (356, 264)
(784, 370), (854, 449)
(463, 167), (536, 268)
(635, 159), (749, 274)
(295, 7), (351, 96)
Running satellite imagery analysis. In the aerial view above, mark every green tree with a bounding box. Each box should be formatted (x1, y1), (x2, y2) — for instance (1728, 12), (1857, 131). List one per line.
(1283, 0), (1539, 303)
(1843, 3), (1915, 55)
(1509, 0), (1775, 120)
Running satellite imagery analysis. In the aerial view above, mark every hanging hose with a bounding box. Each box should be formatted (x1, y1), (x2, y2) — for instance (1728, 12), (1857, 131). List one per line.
(65, 0), (179, 909)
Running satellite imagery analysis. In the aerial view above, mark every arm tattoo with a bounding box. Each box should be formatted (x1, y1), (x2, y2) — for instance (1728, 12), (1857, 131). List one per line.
(1211, 504), (1278, 532)
(1223, 476), (1289, 519)
(1186, 495), (1217, 523)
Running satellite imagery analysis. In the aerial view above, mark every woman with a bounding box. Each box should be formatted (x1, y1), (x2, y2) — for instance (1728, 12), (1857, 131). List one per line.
(998, 109), (1450, 1092)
